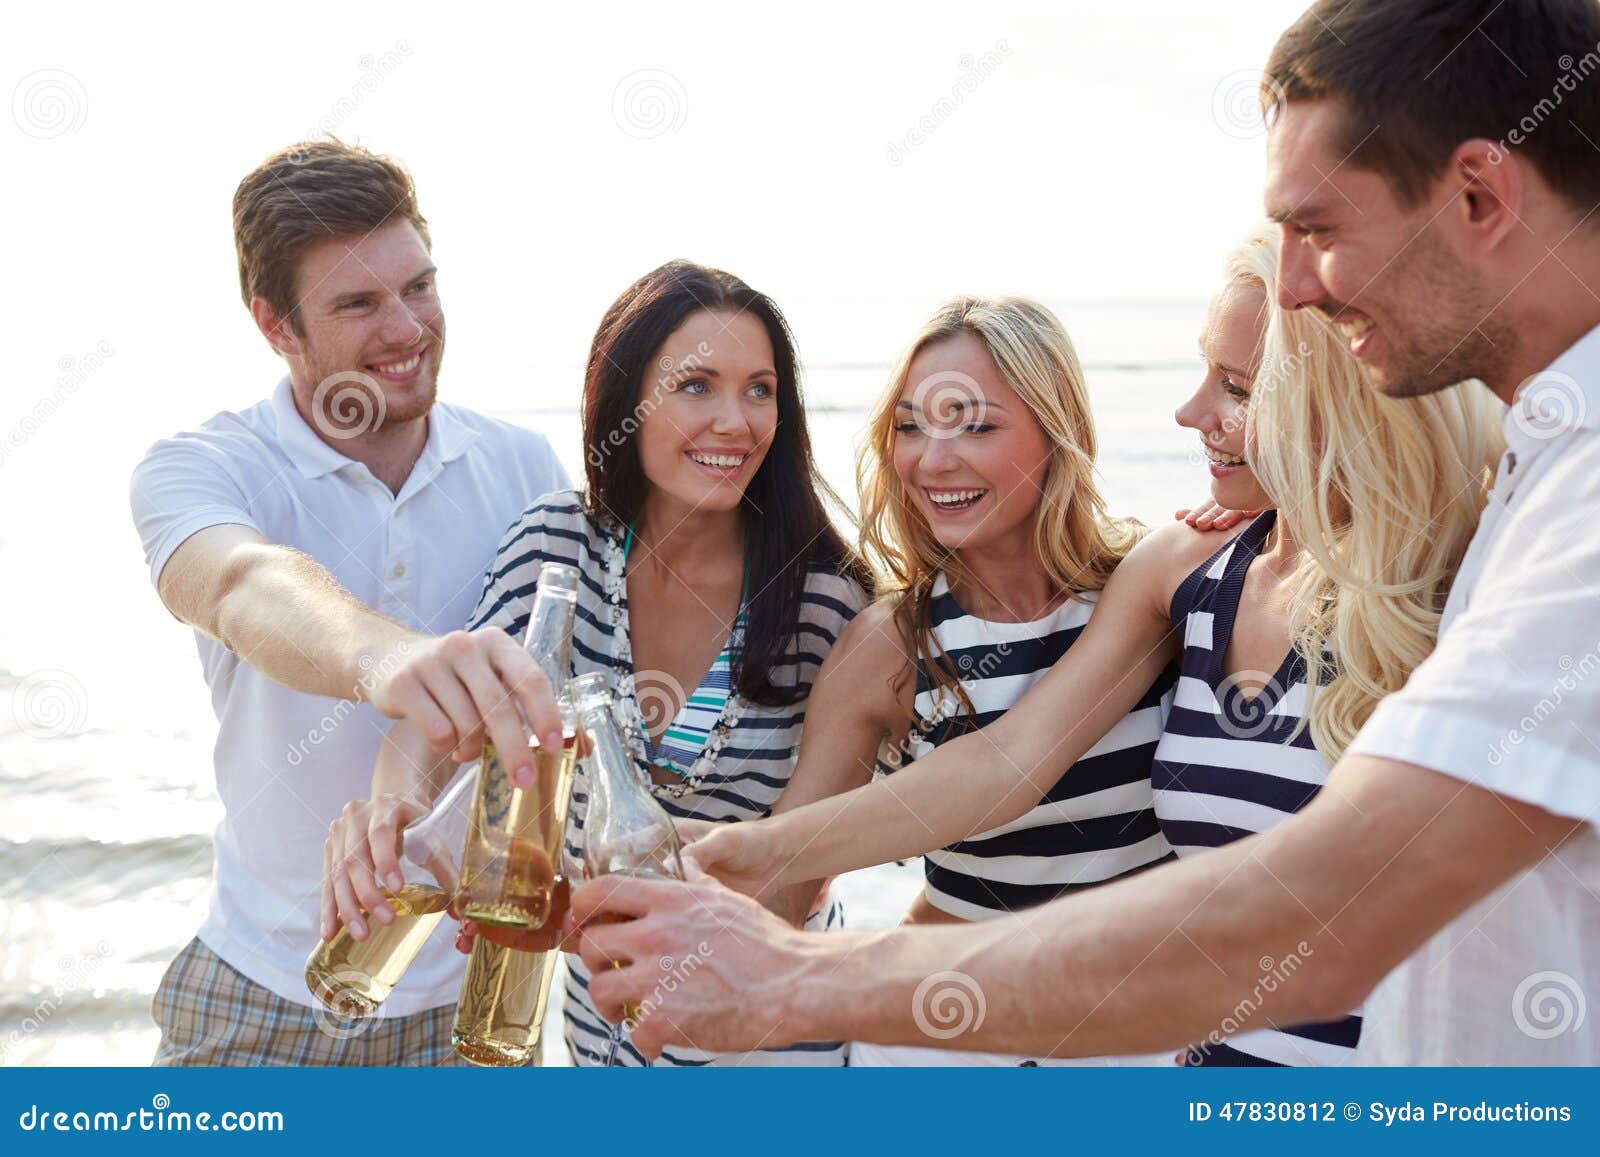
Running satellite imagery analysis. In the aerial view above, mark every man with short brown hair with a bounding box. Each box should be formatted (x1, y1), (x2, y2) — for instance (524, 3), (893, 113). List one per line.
(132, 140), (568, 1064)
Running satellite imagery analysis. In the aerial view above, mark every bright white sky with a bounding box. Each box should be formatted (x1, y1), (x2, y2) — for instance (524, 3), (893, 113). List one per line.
(3, 0), (1309, 694)
(8, 0), (1305, 424)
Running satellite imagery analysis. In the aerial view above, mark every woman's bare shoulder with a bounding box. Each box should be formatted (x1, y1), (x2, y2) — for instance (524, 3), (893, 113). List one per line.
(832, 595), (914, 670)
(1113, 516), (1260, 614)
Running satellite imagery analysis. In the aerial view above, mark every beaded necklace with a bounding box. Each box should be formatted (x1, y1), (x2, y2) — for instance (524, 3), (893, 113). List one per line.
(601, 521), (748, 799)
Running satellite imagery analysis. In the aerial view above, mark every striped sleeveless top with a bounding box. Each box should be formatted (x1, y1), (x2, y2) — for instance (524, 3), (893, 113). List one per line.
(883, 574), (1177, 921)
(1151, 511), (1363, 1065)
(467, 491), (865, 1067)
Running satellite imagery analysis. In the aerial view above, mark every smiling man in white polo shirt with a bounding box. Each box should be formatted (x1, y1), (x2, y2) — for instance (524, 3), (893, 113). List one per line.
(130, 141), (568, 1065)
(564, 0), (1600, 1066)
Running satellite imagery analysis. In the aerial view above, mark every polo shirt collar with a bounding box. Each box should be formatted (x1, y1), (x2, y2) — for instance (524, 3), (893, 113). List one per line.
(269, 376), (479, 480)
(270, 377), (350, 478)
(423, 395), (477, 467)
(1505, 322), (1600, 455)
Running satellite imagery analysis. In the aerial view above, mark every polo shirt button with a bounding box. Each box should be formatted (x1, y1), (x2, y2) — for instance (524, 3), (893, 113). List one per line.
(393, 563), (407, 578)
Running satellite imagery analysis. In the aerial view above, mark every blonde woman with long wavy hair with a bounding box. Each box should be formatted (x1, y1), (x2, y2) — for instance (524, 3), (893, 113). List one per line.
(684, 225), (1503, 1066)
(692, 295), (1188, 1067)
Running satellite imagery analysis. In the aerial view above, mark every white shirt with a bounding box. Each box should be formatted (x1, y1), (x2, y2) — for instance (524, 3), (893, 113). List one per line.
(1349, 325), (1600, 1064)
(130, 378), (568, 1014)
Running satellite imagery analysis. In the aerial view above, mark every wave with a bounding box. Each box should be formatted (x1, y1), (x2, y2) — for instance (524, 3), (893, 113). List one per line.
(0, 987), (153, 1028)
(0, 835), (212, 902)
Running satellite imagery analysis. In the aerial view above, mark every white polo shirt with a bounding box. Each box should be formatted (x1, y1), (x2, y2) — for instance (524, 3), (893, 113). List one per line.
(130, 378), (568, 1014)
(1348, 326), (1600, 1064)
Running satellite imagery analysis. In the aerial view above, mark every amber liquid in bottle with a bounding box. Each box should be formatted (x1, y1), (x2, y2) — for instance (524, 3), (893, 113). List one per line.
(458, 736), (578, 928)
(305, 884), (451, 1017)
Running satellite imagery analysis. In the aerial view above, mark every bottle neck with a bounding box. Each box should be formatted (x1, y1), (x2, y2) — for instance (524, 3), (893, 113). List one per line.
(579, 703), (638, 804)
(523, 590), (576, 721)
(577, 697), (682, 880)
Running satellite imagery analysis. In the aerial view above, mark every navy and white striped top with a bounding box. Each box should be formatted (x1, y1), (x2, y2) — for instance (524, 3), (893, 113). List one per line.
(883, 574), (1177, 921)
(466, 491), (866, 1067)
(1151, 511), (1363, 1066)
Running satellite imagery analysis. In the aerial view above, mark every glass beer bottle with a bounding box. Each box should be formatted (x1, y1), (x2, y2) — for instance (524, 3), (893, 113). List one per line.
(452, 939), (562, 1066)
(572, 671), (685, 1028)
(457, 562), (580, 929)
(305, 761), (477, 1017)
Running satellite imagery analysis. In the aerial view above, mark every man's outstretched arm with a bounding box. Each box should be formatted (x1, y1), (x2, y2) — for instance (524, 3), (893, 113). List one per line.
(156, 524), (564, 773)
(574, 753), (1582, 1059)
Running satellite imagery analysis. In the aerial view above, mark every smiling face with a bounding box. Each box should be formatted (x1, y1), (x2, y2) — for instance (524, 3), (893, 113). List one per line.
(274, 218), (445, 428)
(1176, 283), (1275, 513)
(634, 309), (778, 516)
(890, 331), (1052, 552)
(1264, 98), (1508, 398)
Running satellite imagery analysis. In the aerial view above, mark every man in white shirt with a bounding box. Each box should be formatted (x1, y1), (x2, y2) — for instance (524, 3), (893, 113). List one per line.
(131, 140), (568, 1064)
(566, 0), (1600, 1065)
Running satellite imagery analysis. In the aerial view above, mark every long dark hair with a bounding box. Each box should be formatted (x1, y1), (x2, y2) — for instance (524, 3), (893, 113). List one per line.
(582, 260), (872, 707)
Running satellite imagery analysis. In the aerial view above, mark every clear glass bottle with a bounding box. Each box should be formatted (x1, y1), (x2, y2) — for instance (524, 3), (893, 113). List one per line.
(457, 562), (580, 929)
(572, 671), (684, 1030)
(304, 761), (477, 1018)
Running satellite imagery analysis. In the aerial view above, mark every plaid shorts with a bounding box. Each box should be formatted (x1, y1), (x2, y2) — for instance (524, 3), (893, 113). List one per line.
(151, 937), (465, 1067)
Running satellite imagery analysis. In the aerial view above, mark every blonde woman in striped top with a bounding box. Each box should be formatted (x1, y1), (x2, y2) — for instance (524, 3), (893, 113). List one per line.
(689, 296), (1183, 1066)
(685, 228), (1503, 1064)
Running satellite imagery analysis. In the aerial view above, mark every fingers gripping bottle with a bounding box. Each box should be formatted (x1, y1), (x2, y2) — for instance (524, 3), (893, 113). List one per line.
(304, 763), (477, 1017)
